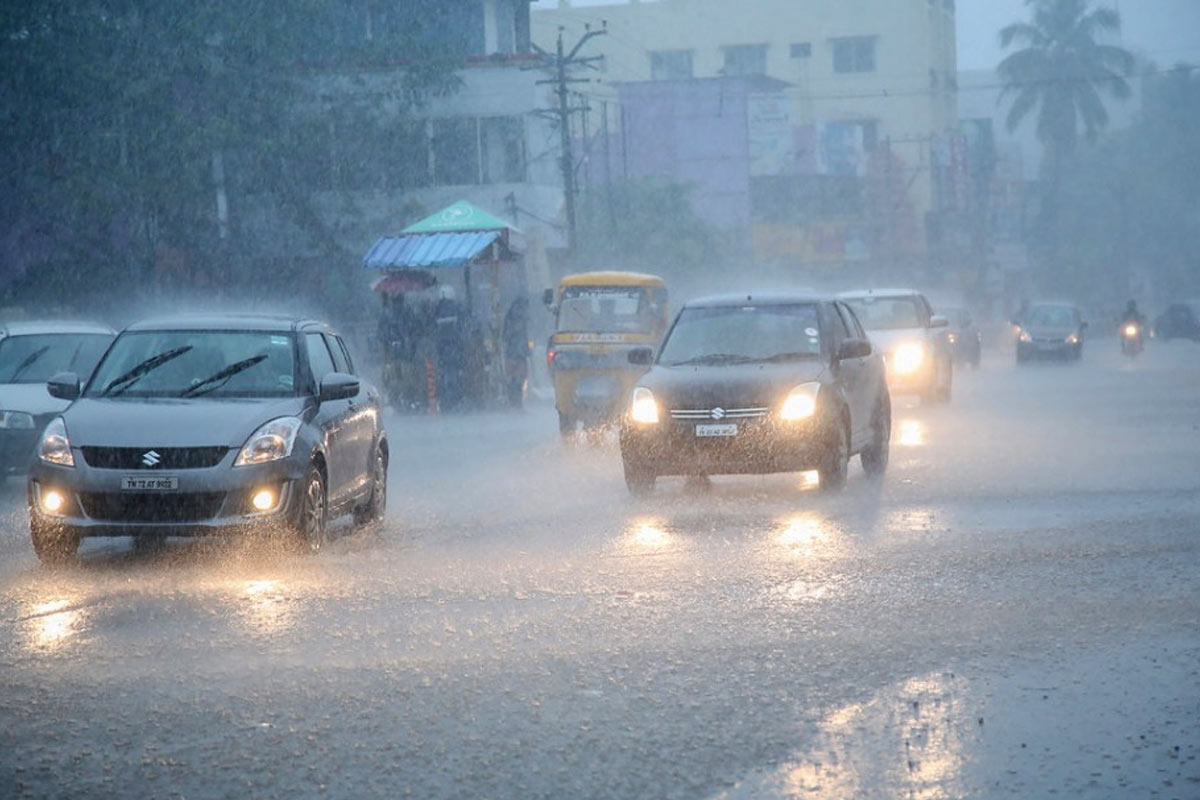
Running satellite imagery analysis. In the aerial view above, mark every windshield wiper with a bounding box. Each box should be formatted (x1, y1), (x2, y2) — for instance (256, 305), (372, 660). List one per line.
(668, 353), (756, 366)
(759, 351), (817, 363)
(100, 346), (192, 396)
(180, 354), (268, 398)
(7, 345), (50, 382)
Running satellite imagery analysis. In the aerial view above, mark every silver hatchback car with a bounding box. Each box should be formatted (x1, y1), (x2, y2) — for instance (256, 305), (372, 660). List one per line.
(27, 314), (388, 562)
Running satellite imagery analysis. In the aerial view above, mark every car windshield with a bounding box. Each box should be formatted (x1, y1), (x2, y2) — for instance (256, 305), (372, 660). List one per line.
(557, 286), (659, 334)
(1027, 306), (1077, 327)
(0, 333), (113, 384)
(657, 303), (821, 366)
(85, 330), (298, 398)
(843, 296), (922, 330)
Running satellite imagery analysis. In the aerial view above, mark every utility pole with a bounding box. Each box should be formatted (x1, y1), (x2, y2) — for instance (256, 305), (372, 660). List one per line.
(534, 22), (607, 257)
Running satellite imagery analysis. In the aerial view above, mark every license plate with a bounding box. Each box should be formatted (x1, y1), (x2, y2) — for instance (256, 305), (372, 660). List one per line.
(121, 476), (179, 491)
(695, 423), (738, 437)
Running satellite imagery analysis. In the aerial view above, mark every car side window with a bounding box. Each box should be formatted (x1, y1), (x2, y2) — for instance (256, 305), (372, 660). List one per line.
(336, 337), (355, 374)
(324, 333), (351, 374)
(305, 332), (336, 389)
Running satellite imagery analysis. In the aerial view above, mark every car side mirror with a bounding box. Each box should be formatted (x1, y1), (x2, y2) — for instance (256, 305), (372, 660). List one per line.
(836, 338), (871, 360)
(542, 288), (554, 307)
(319, 372), (359, 402)
(627, 347), (655, 366)
(929, 314), (948, 329)
(47, 372), (81, 401)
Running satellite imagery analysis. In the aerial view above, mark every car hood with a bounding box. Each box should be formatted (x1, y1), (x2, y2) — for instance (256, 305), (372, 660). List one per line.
(0, 383), (70, 417)
(641, 360), (826, 409)
(61, 397), (308, 448)
(864, 328), (931, 353)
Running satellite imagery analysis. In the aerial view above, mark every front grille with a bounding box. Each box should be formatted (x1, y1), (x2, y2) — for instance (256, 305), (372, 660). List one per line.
(80, 446), (229, 470)
(79, 492), (225, 523)
(670, 407), (769, 420)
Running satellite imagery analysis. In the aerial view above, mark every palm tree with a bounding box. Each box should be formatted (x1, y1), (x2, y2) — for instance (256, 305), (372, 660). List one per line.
(997, 0), (1134, 246)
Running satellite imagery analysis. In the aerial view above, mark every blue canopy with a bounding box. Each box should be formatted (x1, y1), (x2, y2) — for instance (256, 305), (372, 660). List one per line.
(362, 230), (501, 270)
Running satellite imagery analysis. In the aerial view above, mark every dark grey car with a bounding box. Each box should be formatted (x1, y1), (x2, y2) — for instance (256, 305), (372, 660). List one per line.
(618, 293), (890, 495)
(26, 314), (388, 563)
(0, 320), (115, 475)
(1014, 302), (1087, 362)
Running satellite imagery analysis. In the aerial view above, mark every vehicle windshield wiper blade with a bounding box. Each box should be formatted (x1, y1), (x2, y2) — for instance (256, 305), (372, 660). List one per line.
(100, 346), (192, 396)
(668, 353), (756, 366)
(8, 345), (50, 381)
(758, 351), (817, 362)
(180, 354), (268, 398)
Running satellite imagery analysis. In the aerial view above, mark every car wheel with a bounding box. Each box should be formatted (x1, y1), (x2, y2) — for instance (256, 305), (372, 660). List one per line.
(291, 466), (328, 553)
(353, 445), (387, 527)
(939, 361), (953, 403)
(30, 517), (79, 565)
(818, 418), (849, 492)
(623, 460), (656, 497)
(558, 411), (575, 440)
(860, 394), (891, 478)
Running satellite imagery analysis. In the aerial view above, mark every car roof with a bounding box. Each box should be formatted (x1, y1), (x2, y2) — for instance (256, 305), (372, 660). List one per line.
(0, 319), (116, 337)
(683, 291), (829, 308)
(559, 271), (666, 288)
(122, 313), (332, 334)
(837, 288), (925, 300)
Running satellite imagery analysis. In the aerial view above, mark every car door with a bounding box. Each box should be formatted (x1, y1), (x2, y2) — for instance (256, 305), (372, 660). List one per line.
(831, 302), (871, 448)
(324, 332), (375, 499)
(304, 332), (353, 505)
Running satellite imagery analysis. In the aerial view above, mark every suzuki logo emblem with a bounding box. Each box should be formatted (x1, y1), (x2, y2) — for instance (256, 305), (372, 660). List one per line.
(141, 450), (162, 467)
(710, 407), (726, 420)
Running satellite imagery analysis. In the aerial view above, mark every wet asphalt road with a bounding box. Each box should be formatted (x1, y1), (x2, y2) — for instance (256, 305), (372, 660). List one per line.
(1, 339), (1198, 799)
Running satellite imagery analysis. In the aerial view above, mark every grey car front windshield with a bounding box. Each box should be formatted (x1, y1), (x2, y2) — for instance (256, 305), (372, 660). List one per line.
(842, 296), (922, 330)
(658, 303), (821, 366)
(85, 330), (298, 398)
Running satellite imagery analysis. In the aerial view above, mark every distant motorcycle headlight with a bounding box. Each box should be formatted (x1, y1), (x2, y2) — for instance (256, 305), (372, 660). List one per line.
(629, 387), (659, 424)
(890, 343), (925, 375)
(0, 410), (36, 430)
(1018, 330), (1032, 343)
(1121, 325), (1137, 338)
(1068, 333), (1081, 344)
(37, 417), (74, 467)
(779, 382), (820, 421)
(234, 417), (302, 466)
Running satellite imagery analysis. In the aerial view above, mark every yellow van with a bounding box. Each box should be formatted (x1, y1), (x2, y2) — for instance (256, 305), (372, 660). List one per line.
(543, 271), (668, 437)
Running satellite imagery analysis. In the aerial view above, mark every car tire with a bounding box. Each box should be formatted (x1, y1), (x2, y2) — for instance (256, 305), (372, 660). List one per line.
(30, 517), (79, 565)
(939, 361), (953, 403)
(558, 411), (574, 440)
(291, 465), (328, 553)
(818, 418), (849, 492)
(353, 445), (387, 527)
(860, 394), (891, 478)
(623, 460), (656, 497)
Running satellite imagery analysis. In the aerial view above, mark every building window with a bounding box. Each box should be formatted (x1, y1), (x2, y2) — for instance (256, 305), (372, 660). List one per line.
(722, 44), (768, 77)
(832, 37), (876, 74)
(432, 117), (479, 186)
(649, 50), (694, 80)
(790, 42), (811, 59)
(480, 116), (525, 183)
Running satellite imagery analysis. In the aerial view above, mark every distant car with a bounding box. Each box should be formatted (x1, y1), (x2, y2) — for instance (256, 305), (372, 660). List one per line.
(940, 307), (982, 368)
(1013, 302), (1086, 362)
(839, 288), (953, 404)
(0, 320), (115, 476)
(1154, 301), (1200, 341)
(618, 292), (890, 495)
(26, 314), (388, 563)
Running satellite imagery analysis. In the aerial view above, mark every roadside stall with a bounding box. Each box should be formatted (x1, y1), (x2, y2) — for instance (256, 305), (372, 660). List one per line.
(362, 200), (526, 412)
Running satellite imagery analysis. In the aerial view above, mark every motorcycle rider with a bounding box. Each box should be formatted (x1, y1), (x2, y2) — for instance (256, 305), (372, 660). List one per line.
(1121, 299), (1146, 329)
(1120, 299), (1147, 354)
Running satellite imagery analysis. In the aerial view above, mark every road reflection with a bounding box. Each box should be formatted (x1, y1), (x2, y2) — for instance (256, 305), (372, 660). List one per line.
(21, 597), (86, 651)
(772, 512), (837, 557)
(898, 419), (925, 447)
(621, 516), (676, 553)
(233, 577), (297, 637)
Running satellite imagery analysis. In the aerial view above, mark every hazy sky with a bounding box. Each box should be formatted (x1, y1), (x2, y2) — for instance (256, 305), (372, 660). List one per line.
(531, 0), (1200, 72)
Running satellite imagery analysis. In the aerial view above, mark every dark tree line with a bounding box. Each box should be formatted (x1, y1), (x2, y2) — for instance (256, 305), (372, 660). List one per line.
(0, 1), (470, 317)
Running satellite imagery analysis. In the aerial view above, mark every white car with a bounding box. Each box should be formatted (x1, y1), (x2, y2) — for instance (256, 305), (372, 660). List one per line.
(838, 289), (953, 404)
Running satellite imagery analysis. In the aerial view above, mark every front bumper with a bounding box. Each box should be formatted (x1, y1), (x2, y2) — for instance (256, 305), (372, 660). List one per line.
(620, 413), (831, 476)
(1017, 339), (1079, 359)
(27, 451), (306, 538)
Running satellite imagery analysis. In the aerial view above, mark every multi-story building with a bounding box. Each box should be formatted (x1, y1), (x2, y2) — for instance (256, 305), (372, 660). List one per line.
(532, 0), (958, 272)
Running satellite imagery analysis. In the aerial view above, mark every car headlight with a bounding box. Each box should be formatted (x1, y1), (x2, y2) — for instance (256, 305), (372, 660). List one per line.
(947, 333), (958, 344)
(890, 343), (925, 375)
(234, 417), (302, 466)
(0, 410), (36, 430)
(1018, 330), (1032, 343)
(779, 382), (820, 421)
(37, 417), (74, 467)
(1068, 333), (1081, 344)
(629, 387), (659, 424)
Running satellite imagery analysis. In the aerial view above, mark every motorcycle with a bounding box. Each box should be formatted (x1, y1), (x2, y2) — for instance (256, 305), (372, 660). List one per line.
(1120, 321), (1144, 357)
